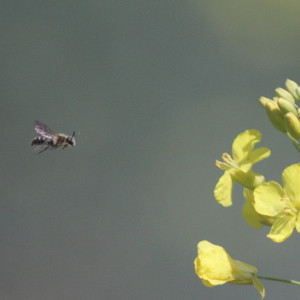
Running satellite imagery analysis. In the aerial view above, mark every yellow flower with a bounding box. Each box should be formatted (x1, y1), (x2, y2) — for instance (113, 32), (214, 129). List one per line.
(194, 241), (265, 299)
(253, 163), (300, 242)
(214, 129), (271, 206)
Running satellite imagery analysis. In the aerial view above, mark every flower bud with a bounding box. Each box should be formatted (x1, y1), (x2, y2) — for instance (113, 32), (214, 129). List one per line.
(285, 79), (299, 100)
(265, 101), (286, 133)
(284, 112), (300, 139)
(275, 87), (295, 104)
(277, 97), (298, 116)
(259, 96), (271, 108)
(296, 86), (300, 99)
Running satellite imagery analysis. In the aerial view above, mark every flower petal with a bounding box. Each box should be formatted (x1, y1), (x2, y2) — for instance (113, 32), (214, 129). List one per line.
(295, 214), (300, 233)
(232, 129), (262, 163)
(195, 241), (234, 285)
(243, 189), (274, 228)
(195, 241), (258, 286)
(252, 275), (265, 300)
(282, 163), (300, 206)
(214, 172), (234, 207)
(267, 213), (296, 242)
(242, 189), (263, 229)
(253, 181), (285, 216)
(248, 147), (271, 164)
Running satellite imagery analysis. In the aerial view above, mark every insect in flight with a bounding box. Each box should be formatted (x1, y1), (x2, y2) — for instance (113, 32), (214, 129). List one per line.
(31, 121), (76, 154)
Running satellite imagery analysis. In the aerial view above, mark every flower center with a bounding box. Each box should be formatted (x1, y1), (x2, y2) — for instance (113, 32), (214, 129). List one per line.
(221, 153), (240, 169)
(281, 195), (298, 215)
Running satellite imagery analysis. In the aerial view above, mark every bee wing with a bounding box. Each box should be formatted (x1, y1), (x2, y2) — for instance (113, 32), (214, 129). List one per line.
(34, 121), (56, 138)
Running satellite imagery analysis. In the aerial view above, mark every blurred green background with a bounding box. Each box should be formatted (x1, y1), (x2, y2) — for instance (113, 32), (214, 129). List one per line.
(1, 1), (300, 299)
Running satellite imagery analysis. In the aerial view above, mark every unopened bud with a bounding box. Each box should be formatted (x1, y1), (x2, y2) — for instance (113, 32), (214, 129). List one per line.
(277, 97), (298, 116)
(284, 112), (300, 139)
(275, 88), (295, 104)
(285, 79), (299, 100)
(296, 87), (300, 99)
(259, 97), (271, 108)
(265, 101), (286, 133)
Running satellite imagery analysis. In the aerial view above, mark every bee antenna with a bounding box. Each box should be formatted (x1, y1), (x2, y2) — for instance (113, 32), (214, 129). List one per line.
(72, 131), (76, 138)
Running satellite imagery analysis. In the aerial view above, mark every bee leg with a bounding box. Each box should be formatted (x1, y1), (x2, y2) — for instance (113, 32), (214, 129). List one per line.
(36, 146), (49, 155)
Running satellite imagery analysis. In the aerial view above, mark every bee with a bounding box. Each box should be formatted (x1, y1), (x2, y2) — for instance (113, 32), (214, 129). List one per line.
(31, 121), (76, 154)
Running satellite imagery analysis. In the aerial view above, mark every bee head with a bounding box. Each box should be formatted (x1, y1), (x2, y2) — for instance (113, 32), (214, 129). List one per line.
(66, 131), (76, 146)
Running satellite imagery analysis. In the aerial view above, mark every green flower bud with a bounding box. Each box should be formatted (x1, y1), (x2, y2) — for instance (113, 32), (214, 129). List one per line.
(265, 101), (286, 133)
(277, 97), (298, 116)
(284, 112), (300, 139)
(285, 79), (299, 100)
(275, 88), (295, 104)
(296, 87), (300, 99)
(259, 97), (271, 108)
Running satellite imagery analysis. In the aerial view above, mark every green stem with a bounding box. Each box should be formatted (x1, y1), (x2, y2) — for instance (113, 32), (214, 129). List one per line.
(257, 275), (300, 286)
(286, 132), (300, 154)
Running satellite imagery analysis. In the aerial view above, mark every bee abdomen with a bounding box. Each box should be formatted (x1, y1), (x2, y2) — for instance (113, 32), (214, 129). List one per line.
(31, 137), (48, 146)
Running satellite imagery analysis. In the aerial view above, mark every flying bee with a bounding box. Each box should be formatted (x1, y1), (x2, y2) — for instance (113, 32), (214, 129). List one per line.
(31, 120), (76, 154)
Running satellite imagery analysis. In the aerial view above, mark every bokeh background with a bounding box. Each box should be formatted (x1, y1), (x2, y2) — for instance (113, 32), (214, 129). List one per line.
(1, 1), (300, 299)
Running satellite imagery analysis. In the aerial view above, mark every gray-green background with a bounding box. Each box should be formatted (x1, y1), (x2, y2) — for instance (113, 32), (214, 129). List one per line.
(1, 1), (300, 299)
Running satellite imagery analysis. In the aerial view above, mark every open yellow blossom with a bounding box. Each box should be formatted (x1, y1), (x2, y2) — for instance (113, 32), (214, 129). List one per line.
(194, 241), (265, 299)
(214, 129), (271, 206)
(253, 163), (300, 242)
